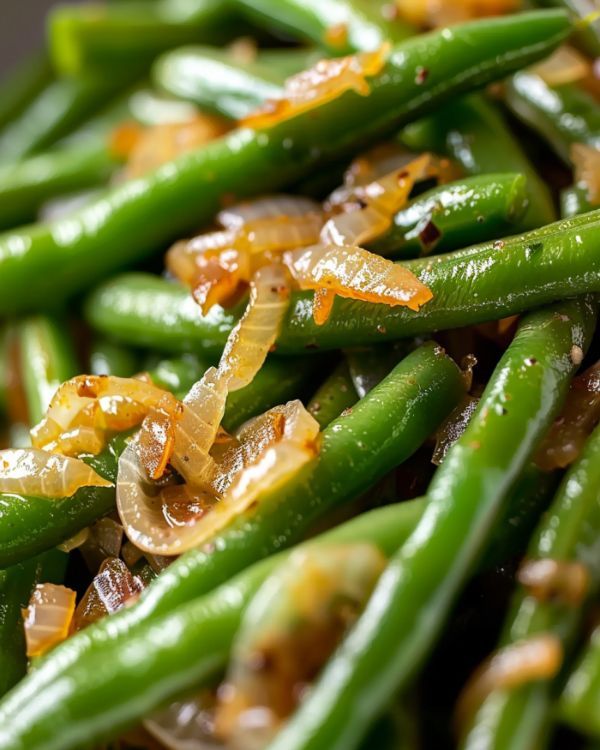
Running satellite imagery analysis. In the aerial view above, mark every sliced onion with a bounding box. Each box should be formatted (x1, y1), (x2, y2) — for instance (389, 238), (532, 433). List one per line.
(57, 527), (90, 553)
(74, 557), (144, 630)
(532, 45), (591, 87)
(138, 393), (181, 480)
(0, 449), (112, 498)
(517, 558), (590, 604)
(321, 204), (391, 246)
(219, 265), (291, 391)
(145, 691), (223, 750)
(117, 401), (319, 556)
(31, 375), (172, 455)
(218, 195), (322, 229)
(536, 360), (600, 470)
(456, 634), (562, 729)
(312, 288), (336, 326)
(22, 583), (76, 657)
(215, 544), (385, 747)
(571, 142), (600, 206)
(123, 115), (230, 179)
(241, 45), (389, 129)
(285, 243), (433, 320)
(432, 395), (480, 466)
(238, 215), (323, 258)
(166, 231), (238, 288)
(395, 0), (520, 28)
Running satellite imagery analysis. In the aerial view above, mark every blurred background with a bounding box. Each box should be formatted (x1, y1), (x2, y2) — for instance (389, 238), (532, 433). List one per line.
(0, 0), (74, 73)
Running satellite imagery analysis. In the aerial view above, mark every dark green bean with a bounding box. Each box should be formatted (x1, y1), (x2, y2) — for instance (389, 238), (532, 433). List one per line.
(89, 338), (141, 377)
(402, 94), (556, 229)
(0, 52), (53, 133)
(370, 173), (529, 258)
(0, 11), (571, 313)
(266, 297), (597, 750)
(307, 361), (358, 429)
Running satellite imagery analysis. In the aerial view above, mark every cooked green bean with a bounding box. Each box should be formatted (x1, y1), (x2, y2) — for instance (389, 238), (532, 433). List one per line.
(307, 361), (359, 428)
(267, 297), (596, 750)
(89, 337), (141, 377)
(0, 52), (53, 133)
(0, 11), (570, 314)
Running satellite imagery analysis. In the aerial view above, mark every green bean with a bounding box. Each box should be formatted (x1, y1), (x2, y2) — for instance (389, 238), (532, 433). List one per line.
(153, 45), (309, 120)
(0, 11), (571, 314)
(50, 0), (237, 76)
(86, 207), (600, 353)
(17, 316), (80, 426)
(462, 419), (600, 750)
(234, 0), (414, 54)
(146, 353), (211, 394)
(0, 549), (67, 698)
(402, 94), (556, 229)
(535, 0), (600, 57)
(370, 173), (529, 259)
(505, 72), (600, 164)
(345, 343), (412, 398)
(89, 338), (141, 378)
(0, 342), (465, 740)
(0, 52), (53, 133)
(0, 76), (136, 164)
(266, 297), (597, 750)
(560, 622), (600, 738)
(307, 361), (358, 429)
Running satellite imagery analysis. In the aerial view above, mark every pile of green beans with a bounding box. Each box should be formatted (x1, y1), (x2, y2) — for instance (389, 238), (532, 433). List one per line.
(3, 1), (600, 748)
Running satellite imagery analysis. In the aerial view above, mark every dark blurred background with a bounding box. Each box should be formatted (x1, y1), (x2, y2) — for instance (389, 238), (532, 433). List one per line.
(0, 0), (75, 74)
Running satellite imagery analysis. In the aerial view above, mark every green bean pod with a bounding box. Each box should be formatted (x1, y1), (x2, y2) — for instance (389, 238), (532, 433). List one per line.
(462, 420), (600, 750)
(560, 623), (600, 738)
(505, 72), (600, 164)
(0, 52), (53, 133)
(49, 0), (236, 76)
(536, 0), (600, 57)
(402, 94), (556, 229)
(89, 337), (141, 377)
(307, 361), (358, 429)
(370, 173), (530, 258)
(266, 297), (597, 750)
(0, 549), (67, 698)
(234, 0), (414, 53)
(0, 11), (571, 314)
(0, 342), (464, 739)
(87, 207), (600, 353)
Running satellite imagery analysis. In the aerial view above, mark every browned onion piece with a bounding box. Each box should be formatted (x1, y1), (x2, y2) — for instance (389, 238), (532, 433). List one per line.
(215, 544), (385, 748)
(432, 395), (480, 465)
(218, 195), (322, 229)
(312, 288), (336, 326)
(532, 45), (591, 87)
(79, 517), (125, 572)
(219, 265), (291, 391)
(536, 360), (600, 470)
(74, 557), (144, 630)
(394, 0), (520, 28)
(571, 143), (600, 206)
(0, 449), (112, 498)
(241, 45), (389, 129)
(517, 558), (590, 604)
(57, 527), (90, 553)
(456, 634), (562, 730)
(22, 583), (77, 657)
(144, 691), (223, 750)
(285, 243), (433, 319)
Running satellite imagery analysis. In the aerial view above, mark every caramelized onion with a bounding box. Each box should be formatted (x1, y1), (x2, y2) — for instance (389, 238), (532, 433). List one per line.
(571, 142), (600, 206)
(285, 243), (433, 324)
(0, 449), (112, 498)
(79, 517), (125, 572)
(456, 634), (562, 729)
(218, 195), (322, 229)
(241, 45), (389, 129)
(517, 558), (590, 604)
(395, 0), (520, 28)
(22, 583), (76, 657)
(215, 544), (385, 747)
(219, 265), (291, 391)
(432, 395), (480, 465)
(312, 288), (336, 326)
(123, 115), (230, 179)
(536, 360), (600, 470)
(74, 557), (144, 630)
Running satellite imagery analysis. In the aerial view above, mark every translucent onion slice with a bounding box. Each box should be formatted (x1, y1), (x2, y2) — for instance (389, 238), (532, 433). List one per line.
(532, 45), (591, 87)
(238, 215), (324, 258)
(536, 360), (600, 470)
(219, 265), (291, 391)
(144, 692), (223, 750)
(166, 231), (238, 287)
(31, 375), (171, 454)
(312, 288), (336, 326)
(432, 395), (480, 465)
(321, 204), (391, 246)
(456, 634), (562, 729)
(215, 544), (386, 747)
(571, 142), (600, 205)
(241, 45), (389, 129)
(79, 517), (125, 572)
(117, 401), (319, 556)
(285, 243), (433, 319)
(22, 583), (76, 657)
(74, 557), (144, 630)
(517, 558), (590, 605)
(138, 393), (181, 481)
(123, 115), (230, 179)
(0, 449), (112, 498)
(218, 195), (322, 229)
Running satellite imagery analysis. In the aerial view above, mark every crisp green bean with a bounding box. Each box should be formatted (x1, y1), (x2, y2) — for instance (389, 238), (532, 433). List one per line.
(307, 361), (359, 429)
